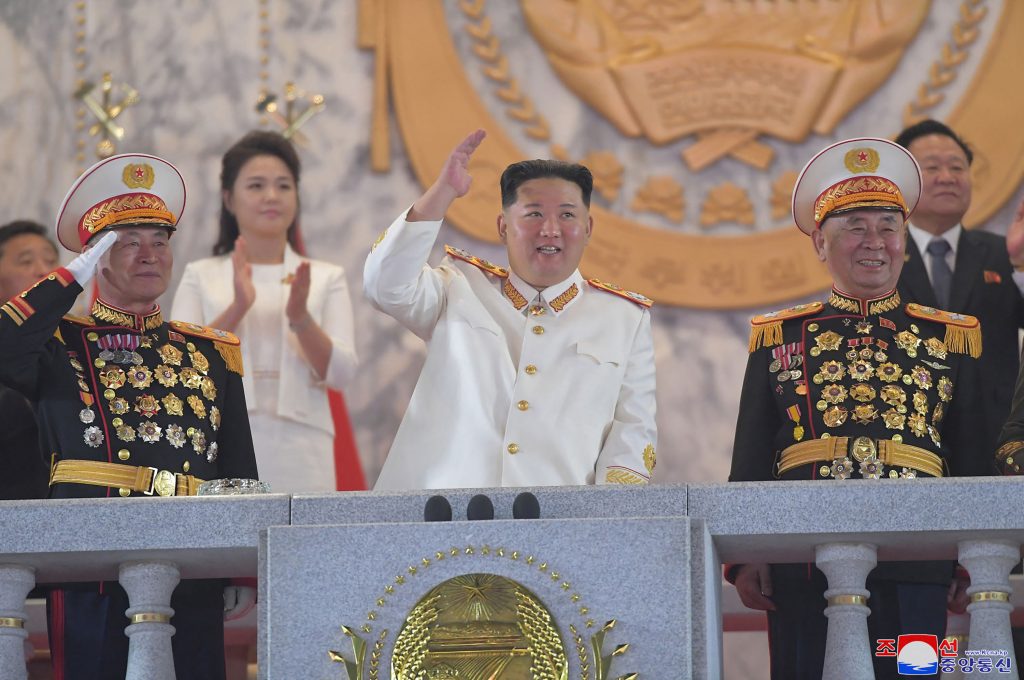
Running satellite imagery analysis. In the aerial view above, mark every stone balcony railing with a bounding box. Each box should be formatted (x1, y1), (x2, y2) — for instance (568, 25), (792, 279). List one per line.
(1, 478), (1023, 679)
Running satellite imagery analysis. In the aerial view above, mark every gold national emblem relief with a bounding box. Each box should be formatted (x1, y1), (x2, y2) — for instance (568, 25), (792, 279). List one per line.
(330, 548), (635, 679)
(360, 0), (1024, 309)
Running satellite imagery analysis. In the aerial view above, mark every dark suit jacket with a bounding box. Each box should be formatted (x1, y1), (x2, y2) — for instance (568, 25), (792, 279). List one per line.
(898, 229), (1024, 469)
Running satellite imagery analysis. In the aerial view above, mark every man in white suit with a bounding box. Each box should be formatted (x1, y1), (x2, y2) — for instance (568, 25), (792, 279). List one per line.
(365, 130), (657, 490)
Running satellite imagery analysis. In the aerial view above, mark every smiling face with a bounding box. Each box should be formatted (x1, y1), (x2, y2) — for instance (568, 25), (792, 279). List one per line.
(812, 209), (906, 299)
(497, 177), (593, 290)
(93, 226), (173, 312)
(223, 154), (298, 242)
(907, 133), (972, 234)
(0, 233), (59, 299)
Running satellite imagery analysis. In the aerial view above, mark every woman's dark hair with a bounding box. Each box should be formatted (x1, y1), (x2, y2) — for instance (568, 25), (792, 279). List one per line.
(213, 130), (302, 255)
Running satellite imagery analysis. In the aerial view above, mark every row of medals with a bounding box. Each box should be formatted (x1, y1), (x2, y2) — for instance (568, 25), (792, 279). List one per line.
(774, 321), (953, 447)
(72, 332), (221, 464)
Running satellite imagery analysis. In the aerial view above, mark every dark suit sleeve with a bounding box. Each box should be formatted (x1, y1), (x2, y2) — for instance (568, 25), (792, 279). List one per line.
(730, 348), (781, 482)
(996, 347), (1024, 474)
(0, 270), (82, 398)
(214, 367), (258, 480)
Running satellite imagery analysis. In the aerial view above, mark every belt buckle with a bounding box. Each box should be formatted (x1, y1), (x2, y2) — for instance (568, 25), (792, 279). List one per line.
(850, 436), (877, 463)
(150, 469), (177, 497)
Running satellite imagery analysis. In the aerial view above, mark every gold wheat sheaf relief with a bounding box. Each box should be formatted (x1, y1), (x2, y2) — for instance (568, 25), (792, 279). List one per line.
(904, 0), (987, 126)
(460, 0), (550, 140)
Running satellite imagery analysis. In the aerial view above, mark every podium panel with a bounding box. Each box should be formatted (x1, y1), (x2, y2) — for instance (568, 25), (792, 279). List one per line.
(261, 517), (690, 678)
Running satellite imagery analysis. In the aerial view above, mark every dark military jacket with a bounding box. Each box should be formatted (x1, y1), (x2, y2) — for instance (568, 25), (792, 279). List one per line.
(0, 268), (257, 498)
(996, 348), (1024, 474)
(729, 288), (982, 584)
(731, 288), (982, 482)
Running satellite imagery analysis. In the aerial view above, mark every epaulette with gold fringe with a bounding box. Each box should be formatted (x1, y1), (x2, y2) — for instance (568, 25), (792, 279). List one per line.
(905, 303), (982, 358)
(587, 278), (653, 308)
(749, 302), (823, 352)
(169, 321), (244, 376)
(444, 245), (508, 278)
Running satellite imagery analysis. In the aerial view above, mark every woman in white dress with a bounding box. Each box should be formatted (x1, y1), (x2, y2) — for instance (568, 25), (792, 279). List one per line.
(171, 131), (357, 492)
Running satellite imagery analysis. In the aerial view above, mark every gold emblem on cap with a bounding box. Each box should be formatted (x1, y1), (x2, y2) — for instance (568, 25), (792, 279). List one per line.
(844, 148), (880, 173)
(122, 163), (155, 189)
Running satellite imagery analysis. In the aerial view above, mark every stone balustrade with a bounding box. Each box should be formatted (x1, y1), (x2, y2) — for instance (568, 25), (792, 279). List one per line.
(1, 479), (1023, 678)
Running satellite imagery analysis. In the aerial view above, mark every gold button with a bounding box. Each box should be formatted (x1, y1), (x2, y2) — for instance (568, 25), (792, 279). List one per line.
(529, 306), (546, 316)
(187, 342), (196, 352)
(525, 364), (537, 375)
(892, 434), (903, 443)
(94, 358), (106, 368)
(532, 325), (544, 335)
(103, 389), (115, 400)
(808, 323), (819, 332)
(112, 417), (123, 427)
(517, 400), (529, 411)
(182, 461), (191, 472)
(507, 443), (519, 455)
(117, 448), (130, 461)
(87, 332), (99, 341)
(118, 488), (130, 497)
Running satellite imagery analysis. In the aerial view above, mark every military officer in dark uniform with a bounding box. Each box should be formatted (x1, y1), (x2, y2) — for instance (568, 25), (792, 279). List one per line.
(0, 153), (258, 680)
(728, 138), (982, 680)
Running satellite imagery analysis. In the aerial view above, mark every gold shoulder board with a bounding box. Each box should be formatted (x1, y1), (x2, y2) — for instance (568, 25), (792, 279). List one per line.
(749, 302), (823, 353)
(62, 313), (95, 326)
(444, 244), (509, 278)
(170, 321), (244, 376)
(586, 278), (654, 308)
(905, 303), (982, 358)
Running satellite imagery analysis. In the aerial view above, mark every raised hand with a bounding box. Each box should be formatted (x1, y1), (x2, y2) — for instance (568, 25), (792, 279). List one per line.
(285, 260), (312, 330)
(231, 236), (256, 312)
(1006, 198), (1024, 267)
(66, 230), (118, 285)
(409, 129), (487, 222)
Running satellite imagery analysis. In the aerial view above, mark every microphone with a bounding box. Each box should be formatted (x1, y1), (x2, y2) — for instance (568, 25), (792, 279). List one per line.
(466, 494), (494, 521)
(512, 492), (540, 519)
(424, 495), (452, 522)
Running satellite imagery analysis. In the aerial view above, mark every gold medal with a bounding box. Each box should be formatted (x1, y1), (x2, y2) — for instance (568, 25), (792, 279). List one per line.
(881, 409), (906, 430)
(851, 404), (878, 425)
(912, 390), (929, 414)
(157, 343), (183, 366)
(876, 362), (902, 383)
(200, 376), (217, 400)
(823, 405), (848, 427)
(814, 330), (843, 352)
(937, 376), (954, 402)
(817, 361), (846, 383)
(154, 364), (178, 388)
(821, 384), (848, 404)
(134, 394), (161, 417)
(848, 360), (874, 382)
(793, 425), (805, 441)
(907, 412), (928, 437)
(166, 424), (187, 449)
(894, 330), (921, 355)
(190, 349), (210, 374)
(923, 337), (948, 359)
(880, 385), (907, 408)
(855, 320), (873, 334)
(849, 384), (876, 403)
(187, 394), (207, 419)
(108, 397), (130, 415)
(138, 420), (162, 443)
(932, 402), (945, 424)
(795, 384), (808, 396)
(98, 367), (126, 389)
(116, 423), (136, 442)
(179, 367), (203, 389)
(769, 359), (782, 372)
(162, 393), (185, 417)
(127, 366), (153, 389)
(910, 365), (933, 390)
(209, 406), (221, 431)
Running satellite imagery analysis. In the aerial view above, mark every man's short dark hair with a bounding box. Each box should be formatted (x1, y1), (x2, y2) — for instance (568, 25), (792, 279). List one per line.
(894, 119), (973, 165)
(500, 160), (593, 208)
(0, 220), (55, 260)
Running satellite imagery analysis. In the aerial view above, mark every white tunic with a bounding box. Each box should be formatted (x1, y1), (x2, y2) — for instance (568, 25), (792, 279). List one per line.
(364, 211), (658, 490)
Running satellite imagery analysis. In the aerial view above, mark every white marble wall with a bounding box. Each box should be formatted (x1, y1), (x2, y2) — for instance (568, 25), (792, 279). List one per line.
(1, 0), (1022, 492)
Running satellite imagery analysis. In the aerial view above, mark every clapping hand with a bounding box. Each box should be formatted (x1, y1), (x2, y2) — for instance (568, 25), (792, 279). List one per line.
(285, 261), (312, 330)
(231, 236), (257, 312)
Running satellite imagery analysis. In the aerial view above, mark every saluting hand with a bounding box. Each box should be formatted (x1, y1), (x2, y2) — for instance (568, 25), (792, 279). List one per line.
(231, 237), (256, 312)
(285, 260), (313, 331)
(1007, 198), (1024, 267)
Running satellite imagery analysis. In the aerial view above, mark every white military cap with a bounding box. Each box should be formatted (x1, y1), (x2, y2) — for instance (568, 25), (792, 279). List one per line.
(55, 153), (186, 252)
(792, 137), (921, 235)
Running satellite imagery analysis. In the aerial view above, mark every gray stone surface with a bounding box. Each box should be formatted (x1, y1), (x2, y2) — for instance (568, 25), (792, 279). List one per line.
(960, 541), (1020, 677)
(291, 484), (687, 524)
(262, 517), (690, 678)
(816, 543), (876, 680)
(0, 565), (34, 680)
(0, 495), (290, 581)
(688, 478), (1024, 562)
